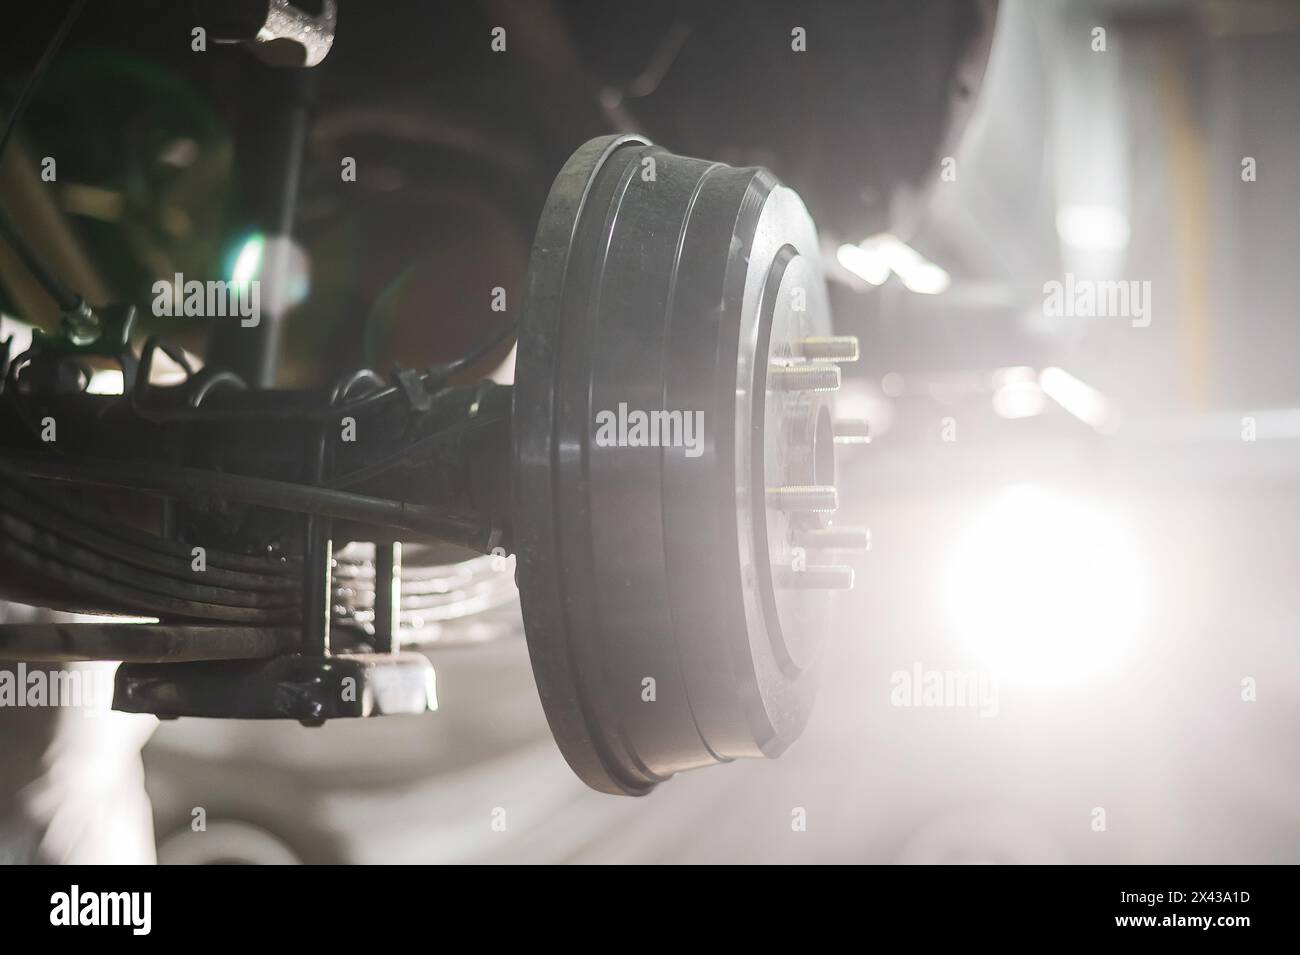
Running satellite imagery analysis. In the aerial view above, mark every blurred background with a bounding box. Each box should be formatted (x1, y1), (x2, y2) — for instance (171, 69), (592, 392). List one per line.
(2, 0), (1299, 863)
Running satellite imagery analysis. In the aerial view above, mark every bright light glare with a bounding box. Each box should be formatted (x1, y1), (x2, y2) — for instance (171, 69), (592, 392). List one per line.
(992, 381), (1045, 419)
(231, 233), (266, 288)
(992, 367), (1045, 419)
(1039, 366), (1118, 433)
(86, 368), (125, 395)
(941, 485), (1147, 687)
(1055, 204), (1130, 253)
(837, 234), (951, 294)
(836, 243), (890, 286)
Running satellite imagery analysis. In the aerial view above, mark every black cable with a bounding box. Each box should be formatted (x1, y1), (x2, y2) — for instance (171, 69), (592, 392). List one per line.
(330, 402), (508, 490)
(0, 0), (87, 311)
(329, 368), (385, 405)
(129, 321), (518, 424)
(0, 452), (494, 548)
(427, 318), (517, 382)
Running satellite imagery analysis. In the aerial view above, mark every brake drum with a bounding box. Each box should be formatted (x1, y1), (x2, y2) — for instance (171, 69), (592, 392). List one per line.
(513, 135), (861, 795)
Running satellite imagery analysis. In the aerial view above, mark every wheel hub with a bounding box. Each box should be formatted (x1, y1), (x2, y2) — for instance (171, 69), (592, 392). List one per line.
(513, 136), (867, 795)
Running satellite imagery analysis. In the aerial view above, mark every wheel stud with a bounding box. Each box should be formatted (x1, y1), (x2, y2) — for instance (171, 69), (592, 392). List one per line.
(768, 485), (838, 513)
(796, 336), (859, 362)
(770, 364), (841, 392)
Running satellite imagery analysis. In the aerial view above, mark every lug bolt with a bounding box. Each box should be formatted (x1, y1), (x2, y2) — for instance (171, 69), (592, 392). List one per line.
(770, 364), (841, 392)
(768, 485), (838, 513)
(797, 336), (859, 362)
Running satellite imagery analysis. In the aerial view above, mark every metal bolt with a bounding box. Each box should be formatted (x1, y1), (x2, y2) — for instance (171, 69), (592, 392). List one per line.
(797, 336), (859, 362)
(63, 301), (102, 346)
(770, 364), (841, 392)
(768, 485), (838, 513)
